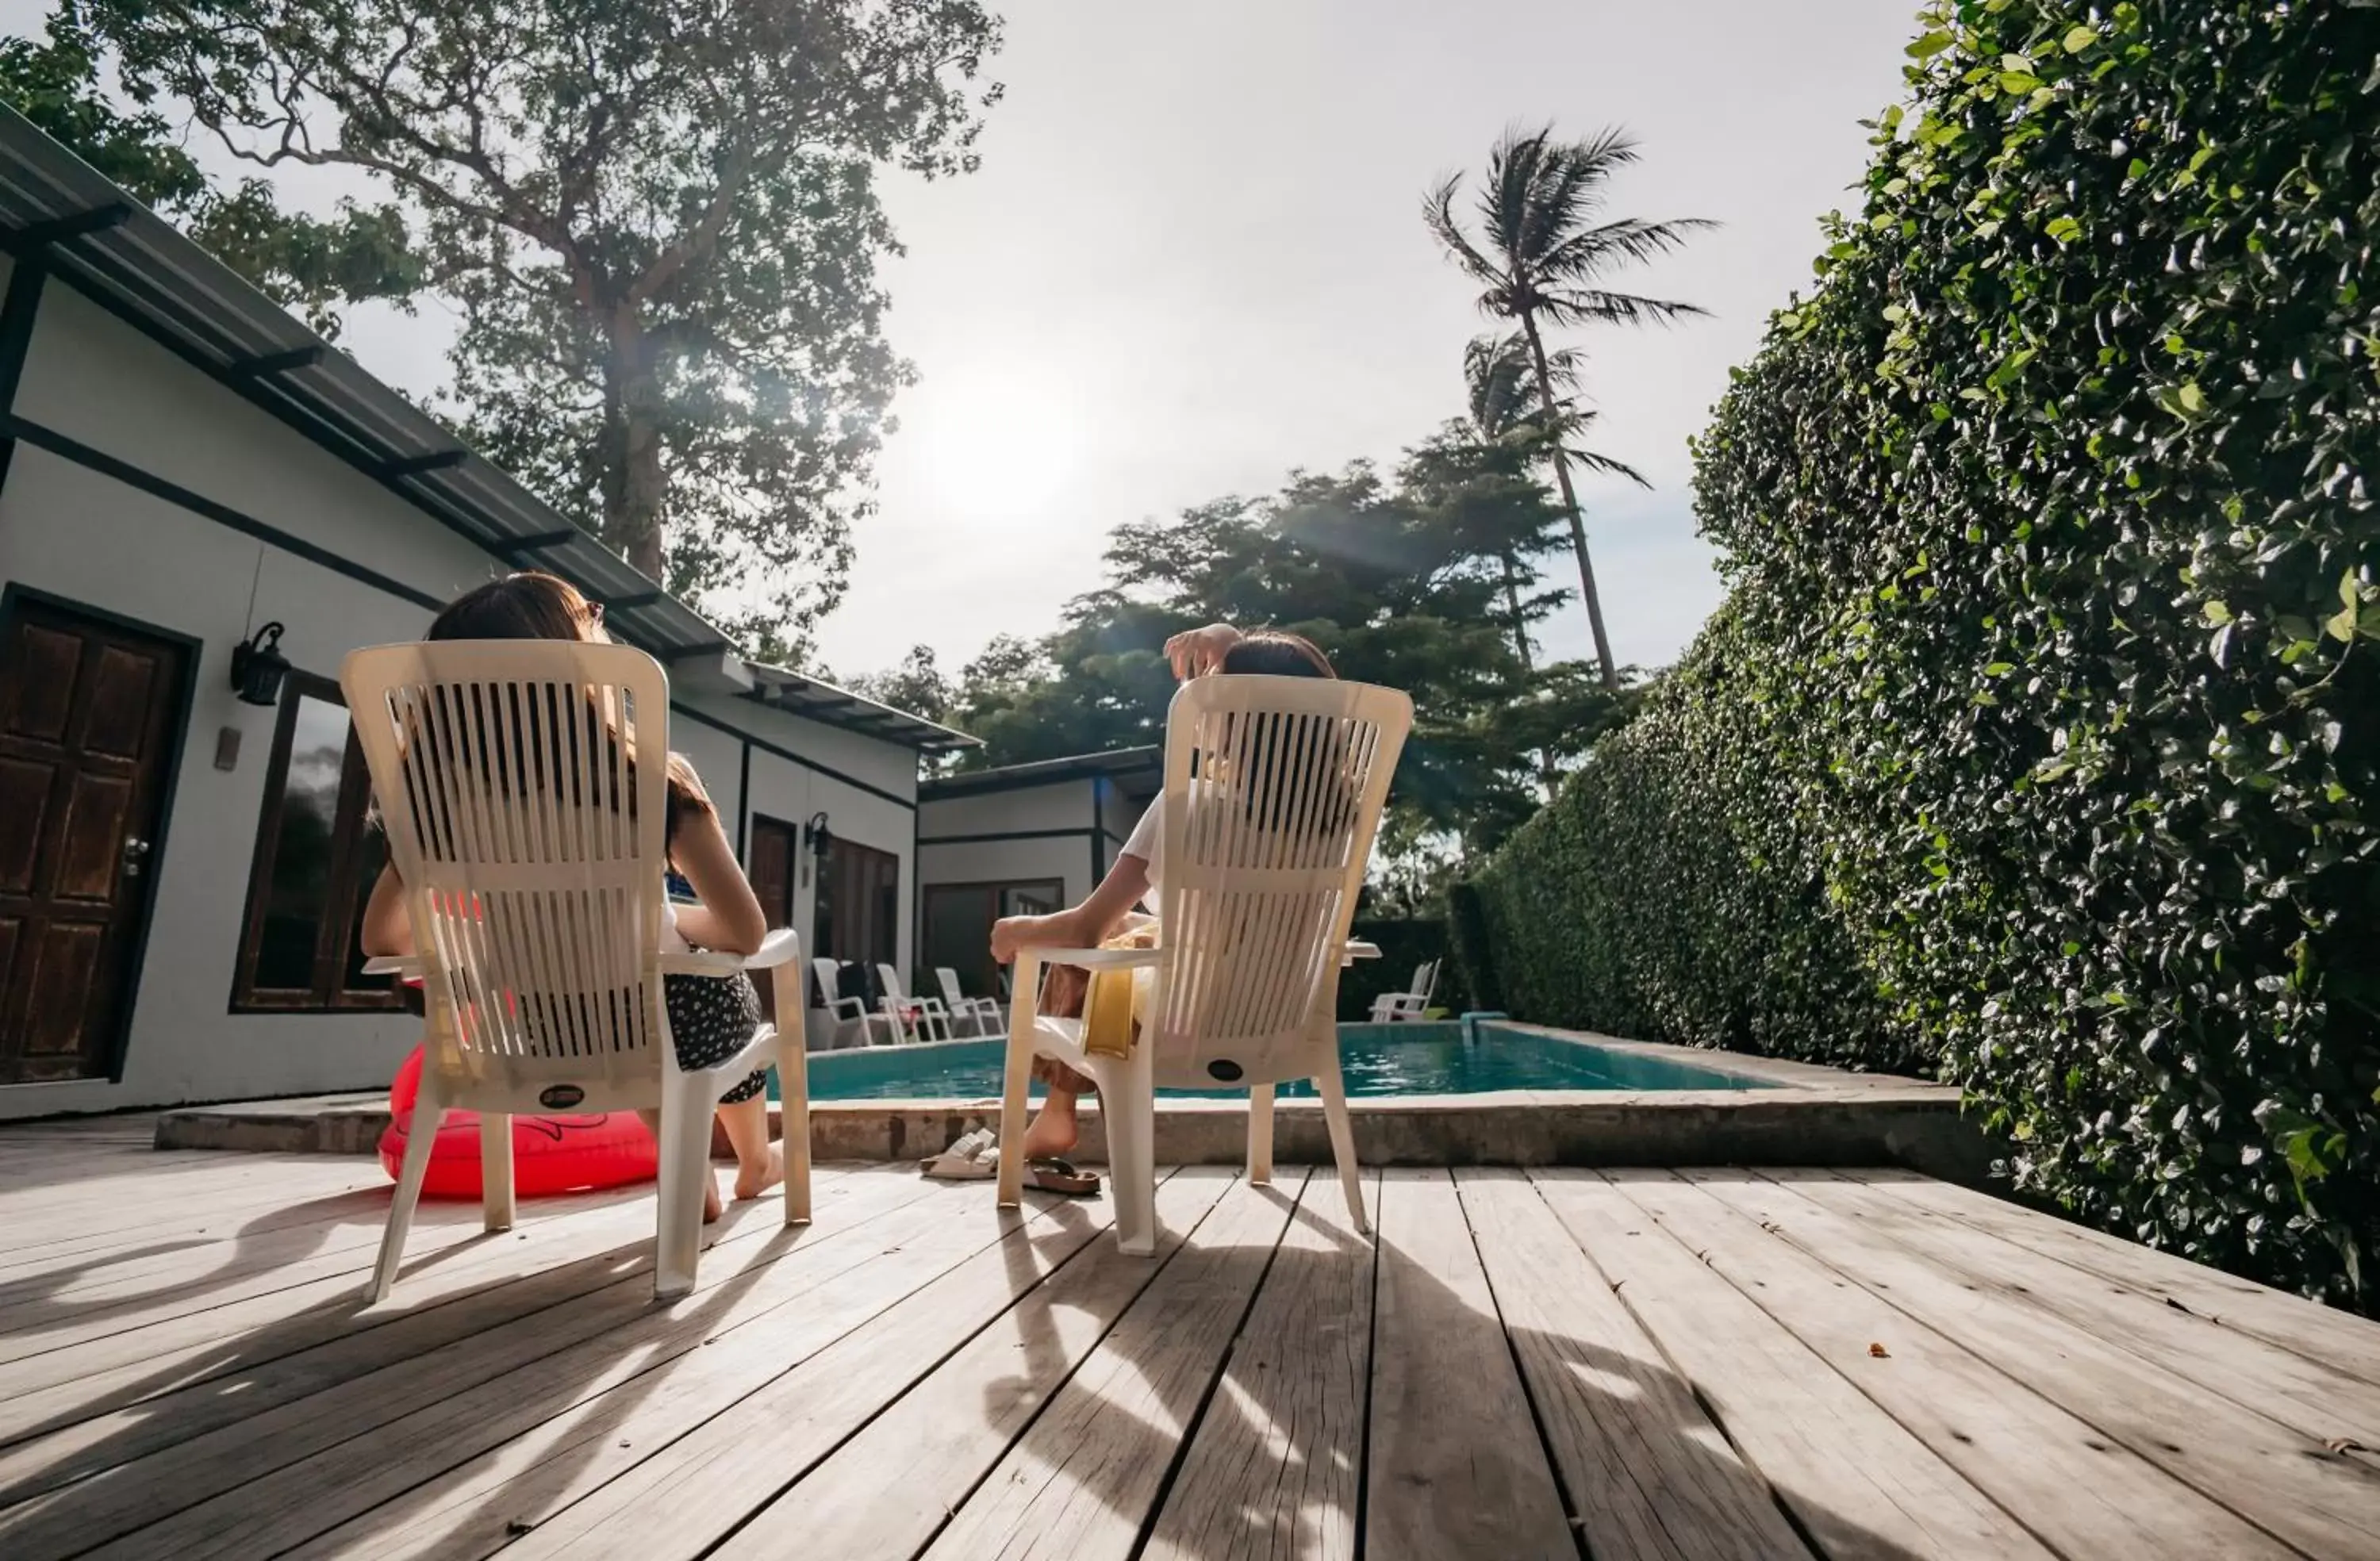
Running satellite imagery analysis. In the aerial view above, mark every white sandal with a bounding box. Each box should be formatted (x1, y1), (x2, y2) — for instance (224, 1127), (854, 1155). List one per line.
(920, 1127), (999, 1179)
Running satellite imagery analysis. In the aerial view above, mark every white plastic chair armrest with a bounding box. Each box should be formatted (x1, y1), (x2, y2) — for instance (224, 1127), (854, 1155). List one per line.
(743, 928), (801, 969)
(1015, 945), (1163, 972)
(1343, 940), (1382, 961)
(362, 955), (421, 979)
(658, 927), (802, 979)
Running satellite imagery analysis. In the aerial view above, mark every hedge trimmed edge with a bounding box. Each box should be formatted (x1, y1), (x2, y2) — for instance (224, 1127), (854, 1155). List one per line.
(1471, 0), (2378, 1310)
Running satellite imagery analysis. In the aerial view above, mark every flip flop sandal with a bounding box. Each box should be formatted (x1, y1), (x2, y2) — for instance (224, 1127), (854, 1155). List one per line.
(1028, 1158), (1102, 1198)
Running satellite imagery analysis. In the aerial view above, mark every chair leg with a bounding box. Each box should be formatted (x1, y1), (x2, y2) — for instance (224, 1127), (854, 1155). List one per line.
(480, 1111), (516, 1233)
(367, 1071), (444, 1304)
(1106, 1045), (1158, 1257)
(1247, 1084), (1275, 1185)
(770, 967), (812, 1226)
(996, 956), (1038, 1210)
(1316, 1049), (1369, 1237)
(654, 1068), (712, 1301)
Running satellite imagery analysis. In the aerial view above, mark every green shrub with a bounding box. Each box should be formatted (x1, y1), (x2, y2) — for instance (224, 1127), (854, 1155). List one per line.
(1476, 0), (2379, 1310)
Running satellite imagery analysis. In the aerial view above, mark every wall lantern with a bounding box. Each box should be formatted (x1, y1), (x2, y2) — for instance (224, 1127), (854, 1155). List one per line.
(230, 622), (291, 707)
(800, 811), (832, 886)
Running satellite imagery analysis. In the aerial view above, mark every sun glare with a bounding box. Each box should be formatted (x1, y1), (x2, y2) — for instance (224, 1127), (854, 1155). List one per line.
(913, 370), (1084, 522)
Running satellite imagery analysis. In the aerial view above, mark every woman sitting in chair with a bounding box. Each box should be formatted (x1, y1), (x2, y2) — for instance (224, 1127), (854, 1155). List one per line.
(357, 572), (785, 1222)
(986, 621), (1339, 1192)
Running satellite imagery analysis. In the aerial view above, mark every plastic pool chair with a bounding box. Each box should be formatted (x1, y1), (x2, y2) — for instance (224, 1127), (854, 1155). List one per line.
(342, 640), (810, 1304)
(876, 964), (951, 1043)
(997, 674), (1411, 1255)
(1368, 960), (1438, 1022)
(935, 966), (1003, 1036)
(815, 957), (888, 1046)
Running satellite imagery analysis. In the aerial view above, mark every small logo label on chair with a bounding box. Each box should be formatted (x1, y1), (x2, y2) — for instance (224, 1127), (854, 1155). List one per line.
(1207, 1059), (1244, 1083)
(539, 1084), (586, 1110)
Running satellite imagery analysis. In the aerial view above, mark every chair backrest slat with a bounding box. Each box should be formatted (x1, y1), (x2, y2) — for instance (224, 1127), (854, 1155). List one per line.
(344, 641), (671, 1094)
(1148, 676), (1410, 1086)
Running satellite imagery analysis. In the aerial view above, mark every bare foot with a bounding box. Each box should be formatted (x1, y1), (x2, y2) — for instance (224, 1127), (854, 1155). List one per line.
(733, 1143), (785, 1201)
(1019, 1115), (1080, 1161)
(702, 1172), (724, 1224)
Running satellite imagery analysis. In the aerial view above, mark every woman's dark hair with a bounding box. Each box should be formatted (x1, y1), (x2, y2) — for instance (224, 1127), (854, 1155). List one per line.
(418, 572), (710, 844)
(1209, 630), (1354, 837)
(1219, 630), (1337, 680)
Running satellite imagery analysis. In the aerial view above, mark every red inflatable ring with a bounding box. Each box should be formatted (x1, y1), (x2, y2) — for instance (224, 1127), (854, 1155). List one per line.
(377, 1045), (658, 1199)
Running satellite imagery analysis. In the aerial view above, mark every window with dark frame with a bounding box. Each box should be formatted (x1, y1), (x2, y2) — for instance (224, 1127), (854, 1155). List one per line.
(232, 672), (398, 1012)
(920, 879), (1064, 998)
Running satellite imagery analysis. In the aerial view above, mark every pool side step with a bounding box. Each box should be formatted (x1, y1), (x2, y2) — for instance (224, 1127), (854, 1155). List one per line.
(157, 1087), (1994, 1187)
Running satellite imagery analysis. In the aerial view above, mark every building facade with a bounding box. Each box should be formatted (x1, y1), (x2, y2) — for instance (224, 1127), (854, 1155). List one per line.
(0, 110), (969, 1117)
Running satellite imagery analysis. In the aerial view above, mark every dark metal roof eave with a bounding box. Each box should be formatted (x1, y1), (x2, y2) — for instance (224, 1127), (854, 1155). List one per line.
(919, 745), (1163, 800)
(0, 104), (970, 750)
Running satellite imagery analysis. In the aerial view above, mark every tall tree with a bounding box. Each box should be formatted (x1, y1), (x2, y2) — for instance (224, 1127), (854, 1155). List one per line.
(89, 0), (1002, 654)
(1425, 124), (1710, 689)
(937, 462), (1629, 861)
(0, 3), (422, 339)
(1457, 331), (1646, 667)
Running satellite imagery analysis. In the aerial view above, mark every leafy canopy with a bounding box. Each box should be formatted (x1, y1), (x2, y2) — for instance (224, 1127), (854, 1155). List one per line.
(0, 2), (421, 338)
(83, 0), (1003, 657)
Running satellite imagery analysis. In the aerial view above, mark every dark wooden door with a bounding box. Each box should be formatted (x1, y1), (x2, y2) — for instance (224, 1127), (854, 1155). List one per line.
(747, 815), (797, 1022)
(0, 599), (188, 1083)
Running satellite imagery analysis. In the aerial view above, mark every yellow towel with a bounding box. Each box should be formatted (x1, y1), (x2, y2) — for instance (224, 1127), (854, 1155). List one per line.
(1079, 922), (1159, 1060)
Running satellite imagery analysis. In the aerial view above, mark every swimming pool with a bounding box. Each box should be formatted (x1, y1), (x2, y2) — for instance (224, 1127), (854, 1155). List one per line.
(777, 1022), (1772, 1101)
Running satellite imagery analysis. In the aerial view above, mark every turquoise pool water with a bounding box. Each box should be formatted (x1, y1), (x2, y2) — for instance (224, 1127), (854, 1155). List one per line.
(776, 1022), (1768, 1102)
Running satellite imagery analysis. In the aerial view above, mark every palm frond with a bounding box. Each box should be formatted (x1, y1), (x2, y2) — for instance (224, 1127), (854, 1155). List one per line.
(1481, 123), (1557, 271)
(1515, 132), (1638, 264)
(1560, 444), (1652, 489)
(1534, 286), (1710, 330)
(1534, 215), (1720, 286)
(1422, 171), (1507, 293)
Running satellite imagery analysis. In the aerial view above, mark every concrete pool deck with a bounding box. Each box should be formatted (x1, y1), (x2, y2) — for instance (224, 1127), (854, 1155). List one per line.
(149, 1023), (1993, 1186)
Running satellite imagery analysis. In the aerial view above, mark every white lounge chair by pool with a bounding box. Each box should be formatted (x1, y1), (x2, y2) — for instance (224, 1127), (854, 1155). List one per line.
(997, 673), (1411, 1255)
(935, 966), (1002, 1036)
(1369, 959), (1438, 1022)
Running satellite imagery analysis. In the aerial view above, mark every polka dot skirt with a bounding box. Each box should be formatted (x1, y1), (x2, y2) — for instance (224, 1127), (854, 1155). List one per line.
(664, 966), (769, 1103)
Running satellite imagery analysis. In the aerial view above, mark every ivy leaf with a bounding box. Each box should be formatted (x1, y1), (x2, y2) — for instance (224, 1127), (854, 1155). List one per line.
(2062, 23), (2098, 52)
(2045, 215), (2082, 244)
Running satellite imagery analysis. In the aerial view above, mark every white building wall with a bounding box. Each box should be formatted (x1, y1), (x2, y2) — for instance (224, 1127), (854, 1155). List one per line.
(918, 777), (1100, 908)
(0, 270), (925, 1117)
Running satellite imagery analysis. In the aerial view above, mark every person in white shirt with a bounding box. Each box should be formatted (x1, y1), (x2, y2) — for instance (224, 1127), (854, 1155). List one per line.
(988, 621), (1342, 1179)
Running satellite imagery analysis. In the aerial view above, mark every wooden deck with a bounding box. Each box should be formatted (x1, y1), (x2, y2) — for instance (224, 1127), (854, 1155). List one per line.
(2, 1117), (2376, 1559)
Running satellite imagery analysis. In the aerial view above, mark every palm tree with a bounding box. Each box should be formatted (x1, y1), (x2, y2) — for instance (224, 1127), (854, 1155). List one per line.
(1461, 332), (1649, 669)
(1426, 124), (1713, 690)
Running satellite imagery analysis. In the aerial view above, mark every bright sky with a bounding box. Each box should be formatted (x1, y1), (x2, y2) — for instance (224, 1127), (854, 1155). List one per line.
(11, 0), (1923, 681)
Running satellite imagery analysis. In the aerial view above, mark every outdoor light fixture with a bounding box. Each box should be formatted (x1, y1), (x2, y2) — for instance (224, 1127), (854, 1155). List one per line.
(800, 811), (832, 886)
(230, 622), (292, 707)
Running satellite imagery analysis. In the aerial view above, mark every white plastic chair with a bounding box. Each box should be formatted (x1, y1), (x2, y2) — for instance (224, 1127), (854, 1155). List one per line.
(343, 640), (809, 1304)
(997, 674), (1411, 1255)
(1368, 960), (1439, 1022)
(814, 957), (888, 1046)
(935, 967), (1002, 1036)
(876, 964), (950, 1044)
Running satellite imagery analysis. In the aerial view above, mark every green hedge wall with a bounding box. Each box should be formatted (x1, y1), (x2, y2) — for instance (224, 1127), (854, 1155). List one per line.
(1475, 0), (2379, 1309)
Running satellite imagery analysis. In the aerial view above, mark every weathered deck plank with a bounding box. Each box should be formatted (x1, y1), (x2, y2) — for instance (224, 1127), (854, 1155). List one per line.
(919, 1173), (1306, 1561)
(1530, 1171), (2052, 1560)
(1, 1132), (2374, 1561)
(1457, 1168), (1810, 1561)
(1141, 1171), (1376, 1561)
(1840, 1167), (2380, 1390)
(1773, 1168), (2380, 1458)
(1688, 1169), (2380, 1558)
(1604, 1170), (2294, 1559)
(709, 1170), (1241, 1561)
(1364, 1167), (1575, 1561)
